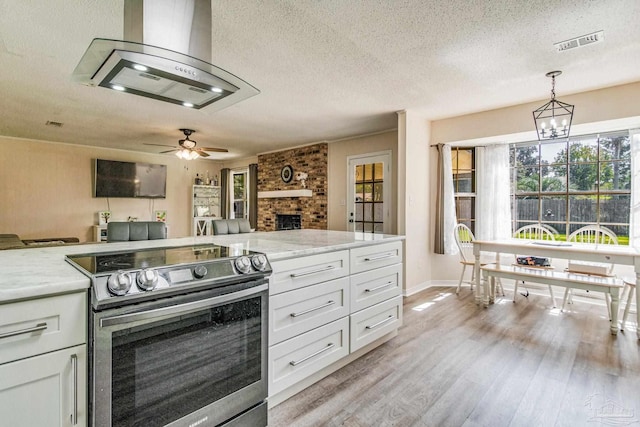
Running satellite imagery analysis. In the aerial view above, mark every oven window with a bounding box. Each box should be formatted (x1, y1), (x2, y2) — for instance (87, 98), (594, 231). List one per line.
(111, 296), (262, 426)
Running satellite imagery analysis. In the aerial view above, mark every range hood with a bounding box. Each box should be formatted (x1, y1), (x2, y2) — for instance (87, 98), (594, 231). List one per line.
(72, 0), (259, 110)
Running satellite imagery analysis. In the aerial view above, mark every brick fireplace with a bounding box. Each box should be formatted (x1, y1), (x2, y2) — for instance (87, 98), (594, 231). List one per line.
(257, 143), (328, 231)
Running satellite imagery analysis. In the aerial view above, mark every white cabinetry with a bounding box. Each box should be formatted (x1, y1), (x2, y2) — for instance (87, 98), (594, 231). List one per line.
(268, 240), (403, 403)
(192, 185), (221, 236)
(0, 292), (87, 427)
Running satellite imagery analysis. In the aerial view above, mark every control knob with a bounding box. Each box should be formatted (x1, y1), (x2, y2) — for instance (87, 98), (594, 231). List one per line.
(234, 256), (252, 274)
(193, 265), (208, 279)
(107, 272), (132, 296)
(251, 254), (268, 271)
(137, 269), (159, 291)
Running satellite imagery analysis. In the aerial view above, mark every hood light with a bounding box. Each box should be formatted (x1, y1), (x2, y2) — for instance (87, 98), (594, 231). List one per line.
(133, 64), (148, 71)
(211, 87), (223, 93)
(111, 85), (126, 91)
(183, 102), (194, 108)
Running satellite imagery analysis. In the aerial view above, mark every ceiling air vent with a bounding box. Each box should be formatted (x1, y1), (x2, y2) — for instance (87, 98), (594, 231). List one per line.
(555, 31), (604, 52)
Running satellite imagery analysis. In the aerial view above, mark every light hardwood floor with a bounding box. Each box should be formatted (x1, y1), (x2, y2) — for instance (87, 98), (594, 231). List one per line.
(268, 286), (640, 427)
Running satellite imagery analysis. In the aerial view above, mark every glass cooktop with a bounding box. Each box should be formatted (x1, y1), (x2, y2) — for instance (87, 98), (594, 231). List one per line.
(66, 244), (253, 275)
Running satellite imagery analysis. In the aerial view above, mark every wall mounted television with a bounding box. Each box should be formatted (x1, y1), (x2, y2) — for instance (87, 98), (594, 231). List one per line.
(94, 159), (167, 198)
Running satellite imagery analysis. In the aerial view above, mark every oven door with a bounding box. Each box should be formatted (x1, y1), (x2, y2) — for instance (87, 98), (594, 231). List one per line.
(91, 282), (268, 427)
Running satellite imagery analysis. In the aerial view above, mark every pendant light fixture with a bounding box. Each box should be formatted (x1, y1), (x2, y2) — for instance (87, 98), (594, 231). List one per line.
(532, 71), (574, 141)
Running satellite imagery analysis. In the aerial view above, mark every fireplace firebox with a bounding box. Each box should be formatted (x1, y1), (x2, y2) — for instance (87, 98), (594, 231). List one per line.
(276, 214), (301, 230)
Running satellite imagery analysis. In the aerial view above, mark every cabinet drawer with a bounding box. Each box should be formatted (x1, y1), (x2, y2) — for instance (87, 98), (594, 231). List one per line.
(269, 317), (349, 396)
(270, 277), (349, 346)
(0, 292), (86, 365)
(351, 264), (402, 312)
(270, 250), (349, 295)
(350, 241), (403, 275)
(350, 295), (402, 352)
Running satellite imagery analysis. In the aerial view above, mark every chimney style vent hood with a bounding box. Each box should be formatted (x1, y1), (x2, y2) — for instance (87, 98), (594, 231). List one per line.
(72, 0), (259, 110)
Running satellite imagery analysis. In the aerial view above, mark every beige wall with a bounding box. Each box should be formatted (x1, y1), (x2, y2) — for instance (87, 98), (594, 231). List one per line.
(398, 112), (432, 294)
(327, 131), (398, 232)
(432, 81), (640, 144)
(0, 136), (221, 241)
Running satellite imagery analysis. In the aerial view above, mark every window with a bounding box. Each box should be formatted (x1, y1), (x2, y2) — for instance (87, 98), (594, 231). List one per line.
(452, 147), (476, 233)
(231, 169), (248, 219)
(354, 162), (385, 233)
(510, 131), (631, 243)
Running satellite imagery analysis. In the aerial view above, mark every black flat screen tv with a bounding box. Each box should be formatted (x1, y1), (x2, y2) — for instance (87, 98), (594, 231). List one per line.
(94, 159), (167, 198)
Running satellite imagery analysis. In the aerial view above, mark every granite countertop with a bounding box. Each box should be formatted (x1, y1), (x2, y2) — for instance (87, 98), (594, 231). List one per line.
(0, 230), (404, 304)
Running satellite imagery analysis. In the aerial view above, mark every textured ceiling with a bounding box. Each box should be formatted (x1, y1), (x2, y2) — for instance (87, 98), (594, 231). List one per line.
(1, 0), (640, 160)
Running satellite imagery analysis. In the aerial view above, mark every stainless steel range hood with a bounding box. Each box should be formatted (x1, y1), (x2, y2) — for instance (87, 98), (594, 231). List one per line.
(72, 0), (259, 110)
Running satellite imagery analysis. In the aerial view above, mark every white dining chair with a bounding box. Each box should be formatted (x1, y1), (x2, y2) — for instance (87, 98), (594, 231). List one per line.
(454, 223), (503, 296)
(620, 276), (636, 331)
(512, 224), (557, 306)
(562, 225), (619, 314)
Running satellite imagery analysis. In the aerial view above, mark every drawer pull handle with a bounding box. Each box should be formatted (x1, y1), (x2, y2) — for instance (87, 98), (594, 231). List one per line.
(0, 322), (48, 339)
(290, 343), (335, 366)
(71, 354), (78, 425)
(364, 253), (395, 262)
(290, 301), (335, 317)
(366, 315), (395, 330)
(290, 265), (335, 278)
(365, 281), (394, 293)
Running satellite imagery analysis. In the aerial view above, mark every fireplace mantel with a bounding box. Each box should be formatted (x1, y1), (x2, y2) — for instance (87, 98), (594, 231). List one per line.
(257, 190), (313, 198)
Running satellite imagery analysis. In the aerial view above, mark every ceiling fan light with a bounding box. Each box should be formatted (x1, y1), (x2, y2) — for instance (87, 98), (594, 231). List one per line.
(189, 151), (200, 160)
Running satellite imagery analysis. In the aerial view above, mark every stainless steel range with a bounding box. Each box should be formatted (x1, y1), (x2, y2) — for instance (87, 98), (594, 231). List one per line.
(66, 244), (271, 427)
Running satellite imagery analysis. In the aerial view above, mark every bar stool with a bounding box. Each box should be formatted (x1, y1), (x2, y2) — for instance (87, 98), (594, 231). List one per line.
(620, 276), (637, 331)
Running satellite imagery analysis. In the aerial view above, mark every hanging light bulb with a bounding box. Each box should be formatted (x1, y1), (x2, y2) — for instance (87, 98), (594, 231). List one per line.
(532, 71), (574, 141)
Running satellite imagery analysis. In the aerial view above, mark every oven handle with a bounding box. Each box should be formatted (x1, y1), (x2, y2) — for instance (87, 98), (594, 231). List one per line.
(100, 284), (268, 328)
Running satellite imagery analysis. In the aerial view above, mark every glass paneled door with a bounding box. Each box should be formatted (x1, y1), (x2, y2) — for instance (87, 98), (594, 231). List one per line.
(348, 152), (391, 233)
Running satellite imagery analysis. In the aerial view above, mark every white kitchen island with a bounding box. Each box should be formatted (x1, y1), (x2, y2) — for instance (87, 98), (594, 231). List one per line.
(0, 230), (405, 424)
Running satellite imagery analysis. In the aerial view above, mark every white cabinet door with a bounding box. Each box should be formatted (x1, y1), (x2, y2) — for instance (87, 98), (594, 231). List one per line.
(0, 344), (87, 427)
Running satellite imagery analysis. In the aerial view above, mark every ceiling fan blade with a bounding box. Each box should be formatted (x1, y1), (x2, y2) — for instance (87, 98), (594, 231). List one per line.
(199, 147), (229, 153)
(144, 143), (176, 148)
(195, 150), (210, 157)
(160, 149), (178, 154)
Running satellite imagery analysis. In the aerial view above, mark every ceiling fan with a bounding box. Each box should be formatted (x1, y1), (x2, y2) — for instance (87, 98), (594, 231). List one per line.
(145, 129), (228, 159)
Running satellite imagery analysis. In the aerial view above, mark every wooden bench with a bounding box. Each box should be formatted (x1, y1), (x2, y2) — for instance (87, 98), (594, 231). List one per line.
(481, 264), (624, 335)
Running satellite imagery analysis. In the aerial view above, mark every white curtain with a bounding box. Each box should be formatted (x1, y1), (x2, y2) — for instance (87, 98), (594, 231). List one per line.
(442, 144), (458, 254)
(476, 144), (512, 240)
(631, 129), (640, 249)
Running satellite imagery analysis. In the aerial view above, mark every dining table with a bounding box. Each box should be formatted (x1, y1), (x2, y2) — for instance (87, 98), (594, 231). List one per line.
(472, 239), (640, 338)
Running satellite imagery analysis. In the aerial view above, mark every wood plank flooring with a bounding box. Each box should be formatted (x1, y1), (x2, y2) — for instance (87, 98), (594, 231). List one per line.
(268, 286), (640, 427)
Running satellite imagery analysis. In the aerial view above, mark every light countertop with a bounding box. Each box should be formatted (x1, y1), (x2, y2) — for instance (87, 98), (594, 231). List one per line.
(0, 230), (404, 304)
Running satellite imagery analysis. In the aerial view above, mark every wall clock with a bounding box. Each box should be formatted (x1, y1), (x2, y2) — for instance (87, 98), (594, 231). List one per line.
(281, 165), (293, 183)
